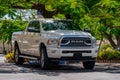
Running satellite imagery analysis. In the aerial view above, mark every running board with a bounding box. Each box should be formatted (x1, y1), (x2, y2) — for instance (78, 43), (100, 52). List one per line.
(19, 55), (38, 60)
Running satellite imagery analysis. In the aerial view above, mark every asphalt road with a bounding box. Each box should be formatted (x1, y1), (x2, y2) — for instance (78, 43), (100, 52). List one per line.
(0, 54), (120, 80)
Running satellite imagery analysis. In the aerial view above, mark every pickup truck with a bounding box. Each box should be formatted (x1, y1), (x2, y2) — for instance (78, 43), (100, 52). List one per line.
(12, 18), (98, 69)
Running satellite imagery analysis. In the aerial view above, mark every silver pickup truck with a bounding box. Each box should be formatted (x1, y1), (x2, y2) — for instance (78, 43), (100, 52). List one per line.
(12, 18), (98, 69)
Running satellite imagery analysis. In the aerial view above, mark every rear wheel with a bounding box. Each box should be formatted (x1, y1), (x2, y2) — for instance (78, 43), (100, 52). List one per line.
(40, 48), (51, 69)
(83, 61), (95, 69)
(14, 44), (24, 65)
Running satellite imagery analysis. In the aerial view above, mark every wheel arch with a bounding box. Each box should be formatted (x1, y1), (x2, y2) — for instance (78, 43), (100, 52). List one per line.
(39, 42), (47, 57)
(14, 41), (21, 54)
(14, 41), (18, 50)
(39, 43), (46, 50)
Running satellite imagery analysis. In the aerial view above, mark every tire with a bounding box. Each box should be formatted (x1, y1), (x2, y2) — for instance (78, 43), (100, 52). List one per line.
(40, 48), (51, 69)
(83, 61), (95, 69)
(14, 44), (24, 65)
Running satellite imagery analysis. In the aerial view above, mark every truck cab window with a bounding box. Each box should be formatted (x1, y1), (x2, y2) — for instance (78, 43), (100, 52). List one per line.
(27, 21), (40, 33)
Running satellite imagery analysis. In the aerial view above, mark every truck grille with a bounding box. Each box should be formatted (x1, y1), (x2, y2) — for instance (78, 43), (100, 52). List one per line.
(60, 36), (92, 47)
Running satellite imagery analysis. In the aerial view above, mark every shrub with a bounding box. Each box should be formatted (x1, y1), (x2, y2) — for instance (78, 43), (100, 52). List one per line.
(97, 46), (120, 60)
(5, 51), (14, 63)
(99, 44), (112, 51)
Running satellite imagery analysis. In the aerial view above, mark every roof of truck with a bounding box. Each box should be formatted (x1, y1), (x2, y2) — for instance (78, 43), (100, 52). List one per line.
(33, 18), (72, 22)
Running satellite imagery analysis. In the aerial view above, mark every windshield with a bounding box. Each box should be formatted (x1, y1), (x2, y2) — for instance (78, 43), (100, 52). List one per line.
(42, 20), (81, 31)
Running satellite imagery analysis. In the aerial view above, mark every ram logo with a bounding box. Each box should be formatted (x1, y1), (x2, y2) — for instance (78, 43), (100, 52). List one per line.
(70, 40), (84, 44)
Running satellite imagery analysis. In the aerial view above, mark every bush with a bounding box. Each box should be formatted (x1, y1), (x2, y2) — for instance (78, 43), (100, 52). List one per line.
(99, 44), (112, 51)
(5, 51), (14, 63)
(97, 45), (120, 60)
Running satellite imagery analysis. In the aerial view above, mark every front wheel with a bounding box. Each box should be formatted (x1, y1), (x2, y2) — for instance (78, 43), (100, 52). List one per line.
(14, 44), (24, 65)
(40, 48), (51, 69)
(83, 61), (95, 69)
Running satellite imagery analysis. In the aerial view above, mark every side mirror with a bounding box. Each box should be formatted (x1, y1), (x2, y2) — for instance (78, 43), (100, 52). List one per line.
(27, 27), (40, 33)
(84, 28), (91, 33)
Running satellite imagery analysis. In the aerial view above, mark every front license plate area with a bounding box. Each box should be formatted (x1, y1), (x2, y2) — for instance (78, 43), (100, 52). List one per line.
(73, 53), (82, 59)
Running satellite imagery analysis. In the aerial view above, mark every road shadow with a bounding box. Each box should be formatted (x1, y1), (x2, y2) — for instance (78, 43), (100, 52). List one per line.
(0, 61), (120, 76)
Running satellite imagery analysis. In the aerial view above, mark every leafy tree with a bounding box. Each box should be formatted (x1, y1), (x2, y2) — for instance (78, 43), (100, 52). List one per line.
(0, 20), (27, 52)
(0, 0), (120, 49)
(84, 0), (120, 49)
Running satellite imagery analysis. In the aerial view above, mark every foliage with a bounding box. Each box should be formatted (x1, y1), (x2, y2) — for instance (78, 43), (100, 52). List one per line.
(85, 0), (120, 49)
(0, 20), (27, 43)
(97, 44), (120, 60)
(5, 51), (14, 63)
(99, 44), (112, 51)
(53, 14), (65, 19)
(0, 0), (120, 49)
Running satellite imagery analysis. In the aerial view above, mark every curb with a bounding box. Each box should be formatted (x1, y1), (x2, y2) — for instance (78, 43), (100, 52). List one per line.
(97, 60), (120, 63)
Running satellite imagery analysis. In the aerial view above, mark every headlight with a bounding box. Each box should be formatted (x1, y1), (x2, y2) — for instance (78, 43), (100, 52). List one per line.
(47, 39), (59, 45)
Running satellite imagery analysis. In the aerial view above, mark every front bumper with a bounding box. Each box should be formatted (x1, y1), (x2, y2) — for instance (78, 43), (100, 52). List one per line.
(47, 47), (98, 61)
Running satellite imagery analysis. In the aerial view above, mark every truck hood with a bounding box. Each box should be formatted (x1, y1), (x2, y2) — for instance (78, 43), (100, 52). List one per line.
(42, 30), (92, 38)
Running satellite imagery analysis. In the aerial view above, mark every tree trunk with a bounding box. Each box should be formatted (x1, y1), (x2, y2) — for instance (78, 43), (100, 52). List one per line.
(13, 3), (60, 18)
(98, 34), (103, 51)
(2, 41), (6, 54)
(104, 32), (117, 49)
(108, 37), (116, 49)
(31, 3), (59, 18)
(10, 42), (12, 52)
(116, 35), (120, 46)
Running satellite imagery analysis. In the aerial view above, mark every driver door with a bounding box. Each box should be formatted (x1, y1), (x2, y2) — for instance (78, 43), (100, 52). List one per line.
(21, 20), (40, 57)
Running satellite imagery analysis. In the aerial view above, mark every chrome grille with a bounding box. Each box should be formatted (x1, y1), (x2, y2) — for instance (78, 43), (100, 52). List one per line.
(60, 36), (92, 47)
